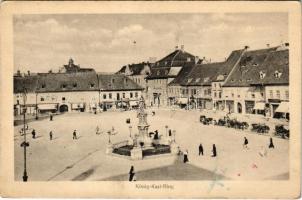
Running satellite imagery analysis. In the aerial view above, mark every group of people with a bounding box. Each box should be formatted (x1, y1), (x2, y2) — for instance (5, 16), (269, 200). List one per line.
(242, 136), (275, 157)
(198, 143), (217, 157)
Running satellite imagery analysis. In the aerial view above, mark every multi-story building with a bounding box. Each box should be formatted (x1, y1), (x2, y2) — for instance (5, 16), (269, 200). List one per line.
(146, 45), (201, 107)
(116, 62), (152, 100)
(97, 74), (143, 109)
(14, 61), (143, 115)
(14, 72), (39, 116)
(222, 44), (289, 118)
(211, 49), (245, 111)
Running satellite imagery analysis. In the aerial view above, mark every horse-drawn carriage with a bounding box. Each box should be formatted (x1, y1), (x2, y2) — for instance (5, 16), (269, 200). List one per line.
(251, 123), (270, 134)
(200, 115), (213, 125)
(275, 125), (290, 139)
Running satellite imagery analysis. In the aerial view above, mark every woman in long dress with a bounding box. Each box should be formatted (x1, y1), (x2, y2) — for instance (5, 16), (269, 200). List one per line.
(129, 166), (135, 181)
(183, 150), (189, 163)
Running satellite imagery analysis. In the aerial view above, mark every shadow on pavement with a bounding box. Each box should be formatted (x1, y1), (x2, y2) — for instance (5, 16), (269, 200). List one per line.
(72, 168), (96, 181)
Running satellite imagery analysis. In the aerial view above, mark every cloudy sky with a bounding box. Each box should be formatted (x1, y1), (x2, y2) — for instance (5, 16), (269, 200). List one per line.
(14, 13), (288, 73)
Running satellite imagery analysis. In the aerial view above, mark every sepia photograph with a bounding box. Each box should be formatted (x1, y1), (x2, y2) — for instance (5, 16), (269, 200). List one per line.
(0, 1), (301, 198)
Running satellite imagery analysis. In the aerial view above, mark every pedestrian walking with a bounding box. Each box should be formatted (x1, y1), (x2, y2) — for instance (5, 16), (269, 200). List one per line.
(183, 150), (189, 163)
(129, 166), (135, 181)
(269, 137), (274, 149)
(73, 130), (77, 140)
(31, 129), (36, 139)
(212, 144), (217, 157)
(243, 137), (249, 149)
(49, 131), (53, 140)
(168, 129), (172, 137)
(50, 114), (53, 121)
(199, 143), (204, 156)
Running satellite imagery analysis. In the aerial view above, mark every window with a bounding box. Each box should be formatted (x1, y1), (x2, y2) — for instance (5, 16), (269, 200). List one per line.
(109, 93), (112, 99)
(251, 93), (255, 98)
(285, 90), (289, 99)
(62, 97), (65, 101)
(204, 90), (207, 96)
(276, 90), (280, 99)
(232, 93), (234, 97)
(122, 93), (125, 98)
(90, 83), (95, 88)
(269, 90), (273, 98)
(112, 79), (115, 83)
(103, 94), (106, 99)
(61, 84), (67, 89)
(219, 92), (222, 98)
(208, 89), (211, 95)
(40, 97), (44, 101)
(130, 93), (133, 98)
(135, 92), (138, 98)
(73, 83), (77, 88)
(214, 92), (217, 98)
(192, 89), (197, 95)
(17, 100), (20, 104)
(41, 84), (46, 88)
(259, 71), (266, 79)
(274, 70), (282, 78)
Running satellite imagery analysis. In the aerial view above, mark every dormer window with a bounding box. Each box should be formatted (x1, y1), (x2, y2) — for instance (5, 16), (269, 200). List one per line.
(73, 83), (77, 88)
(203, 77), (209, 83)
(90, 83), (95, 88)
(41, 83), (46, 88)
(252, 63), (258, 67)
(187, 78), (193, 83)
(195, 78), (200, 83)
(187, 57), (191, 62)
(274, 70), (282, 78)
(259, 71), (266, 79)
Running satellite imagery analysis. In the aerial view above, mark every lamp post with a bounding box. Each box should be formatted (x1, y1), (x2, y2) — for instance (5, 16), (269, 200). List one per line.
(165, 125), (168, 137)
(129, 125), (132, 138)
(21, 87), (29, 182)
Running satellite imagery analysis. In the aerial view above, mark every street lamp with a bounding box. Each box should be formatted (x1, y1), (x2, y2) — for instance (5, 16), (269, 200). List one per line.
(21, 87), (29, 182)
(165, 125), (168, 137)
(129, 125), (132, 138)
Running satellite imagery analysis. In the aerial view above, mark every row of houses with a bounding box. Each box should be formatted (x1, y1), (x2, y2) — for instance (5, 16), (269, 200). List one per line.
(14, 43), (289, 119)
(14, 59), (143, 115)
(118, 44), (289, 118)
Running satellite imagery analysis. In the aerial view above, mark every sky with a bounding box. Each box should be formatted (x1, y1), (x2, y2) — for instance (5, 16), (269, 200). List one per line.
(14, 13), (288, 73)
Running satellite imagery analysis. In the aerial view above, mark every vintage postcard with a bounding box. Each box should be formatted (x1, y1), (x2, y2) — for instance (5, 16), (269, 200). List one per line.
(0, 1), (301, 198)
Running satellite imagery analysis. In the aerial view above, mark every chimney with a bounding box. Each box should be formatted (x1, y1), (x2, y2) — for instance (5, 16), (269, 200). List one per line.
(266, 44), (270, 48)
(17, 70), (21, 76)
(194, 56), (199, 64)
(175, 45), (178, 50)
(181, 45), (184, 52)
(285, 42), (289, 47)
(244, 45), (249, 50)
(27, 70), (30, 76)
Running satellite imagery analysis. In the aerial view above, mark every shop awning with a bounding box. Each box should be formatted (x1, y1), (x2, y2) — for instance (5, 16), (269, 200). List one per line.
(253, 102), (265, 110)
(275, 102), (289, 113)
(38, 104), (57, 110)
(178, 98), (188, 104)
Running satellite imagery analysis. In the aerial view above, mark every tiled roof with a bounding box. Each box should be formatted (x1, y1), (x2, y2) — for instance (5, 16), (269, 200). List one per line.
(184, 63), (224, 86)
(168, 65), (195, 86)
(223, 47), (282, 87)
(98, 74), (143, 91)
(14, 75), (39, 93)
(250, 49), (289, 85)
(154, 49), (197, 68)
(213, 49), (244, 81)
(36, 72), (99, 92)
(147, 61), (196, 79)
(117, 62), (151, 76)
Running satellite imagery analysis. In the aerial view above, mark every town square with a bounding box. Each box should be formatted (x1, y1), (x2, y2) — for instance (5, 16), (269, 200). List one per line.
(13, 13), (290, 182)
